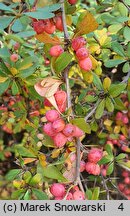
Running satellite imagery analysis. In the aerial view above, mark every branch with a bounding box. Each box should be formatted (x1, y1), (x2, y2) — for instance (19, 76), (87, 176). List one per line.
(122, 70), (130, 83)
(108, 179), (128, 200)
(60, 0), (84, 194)
(101, 174), (110, 200)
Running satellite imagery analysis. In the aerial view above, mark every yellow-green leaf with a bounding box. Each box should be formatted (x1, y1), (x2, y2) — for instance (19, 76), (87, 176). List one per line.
(103, 77), (111, 90)
(105, 97), (114, 112)
(95, 99), (105, 119)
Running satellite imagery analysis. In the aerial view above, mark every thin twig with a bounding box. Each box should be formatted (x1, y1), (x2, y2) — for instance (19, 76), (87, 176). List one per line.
(108, 179), (128, 200)
(60, 0), (84, 194)
(85, 104), (98, 122)
(101, 174), (110, 200)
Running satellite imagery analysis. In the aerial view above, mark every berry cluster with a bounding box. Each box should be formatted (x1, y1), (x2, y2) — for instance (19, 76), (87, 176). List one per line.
(50, 183), (85, 200)
(43, 90), (84, 147)
(115, 111), (129, 125)
(71, 36), (92, 71)
(85, 148), (103, 175)
(118, 170), (130, 199)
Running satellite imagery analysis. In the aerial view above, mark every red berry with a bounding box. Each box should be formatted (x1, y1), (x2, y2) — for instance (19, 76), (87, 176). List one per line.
(119, 135), (126, 141)
(80, 160), (86, 172)
(14, 42), (20, 50)
(72, 37), (86, 51)
(58, 103), (67, 113)
(10, 54), (19, 62)
(44, 19), (55, 34)
(50, 183), (65, 197)
(68, 0), (77, 5)
(88, 148), (103, 163)
(63, 124), (75, 137)
(73, 191), (85, 200)
(33, 20), (45, 34)
(52, 118), (65, 132)
(43, 122), (55, 137)
(85, 162), (101, 175)
(55, 16), (63, 31)
(53, 132), (67, 147)
(49, 45), (64, 57)
(122, 171), (129, 178)
(79, 57), (92, 71)
(72, 126), (84, 137)
(76, 47), (89, 60)
(45, 110), (60, 122)
(54, 90), (67, 105)
(44, 98), (52, 107)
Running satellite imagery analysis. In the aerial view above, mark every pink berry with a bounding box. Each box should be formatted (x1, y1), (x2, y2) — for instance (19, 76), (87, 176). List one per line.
(79, 57), (92, 71)
(80, 160), (86, 172)
(14, 42), (20, 50)
(119, 135), (126, 141)
(88, 148), (103, 163)
(54, 196), (63, 200)
(85, 162), (101, 175)
(72, 126), (84, 137)
(122, 171), (129, 178)
(66, 192), (73, 200)
(72, 37), (86, 51)
(50, 183), (65, 197)
(10, 54), (18, 62)
(45, 110), (60, 122)
(53, 132), (67, 147)
(115, 112), (123, 121)
(44, 19), (56, 34)
(49, 45), (63, 57)
(122, 115), (129, 124)
(76, 47), (89, 60)
(70, 153), (76, 162)
(73, 191), (85, 200)
(63, 124), (75, 137)
(52, 118), (65, 133)
(118, 183), (125, 191)
(68, 0), (77, 4)
(58, 103), (67, 113)
(124, 177), (130, 184)
(43, 122), (55, 136)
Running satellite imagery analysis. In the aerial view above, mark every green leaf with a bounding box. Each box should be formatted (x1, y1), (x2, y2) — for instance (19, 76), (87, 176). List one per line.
(0, 79), (10, 95)
(104, 59), (126, 68)
(5, 34), (24, 44)
(117, 160), (130, 171)
(41, 165), (67, 182)
(32, 189), (48, 200)
(71, 118), (91, 134)
(0, 47), (10, 58)
(92, 187), (100, 200)
(0, 16), (14, 30)
(117, 2), (128, 16)
(43, 135), (55, 148)
(105, 97), (114, 112)
(122, 62), (130, 73)
(85, 95), (98, 103)
(0, 3), (15, 12)
(24, 190), (31, 200)
(17, 56), (33, 70)
(108, 24), (123, 34)
(124, 26), (130, 41)
(95, 99), (105, 119)
(54, 52), (73, 74)
(5, 169), (21, 181)
(11, 81), (19, 95)
(18, 64), (37, 78)
(114, 97), (127, 111)
(12, 19), (23, 32)
(115, 153), (126, 161)
(109, 83), (127, 98)
(107, 163), (114, 175)
(105, 144), (113, 156)
(93, 73), (103, 90)
(14, 145), (36, 157)
(11, 189), (26, 199)
(98, 155), (113, 165)
(86, 189), (92, 200)
(111, 42), (125, 57)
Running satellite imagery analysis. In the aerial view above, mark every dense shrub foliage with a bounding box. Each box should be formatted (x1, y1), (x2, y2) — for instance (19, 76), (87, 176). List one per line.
(0, 0), (130, 200)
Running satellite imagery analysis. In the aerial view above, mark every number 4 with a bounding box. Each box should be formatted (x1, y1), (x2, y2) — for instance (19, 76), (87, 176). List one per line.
(118, 203), (124, 211)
